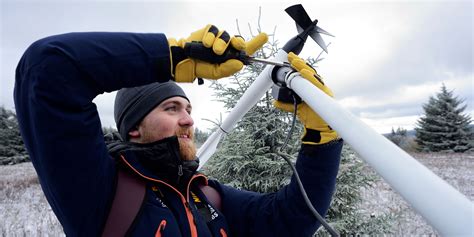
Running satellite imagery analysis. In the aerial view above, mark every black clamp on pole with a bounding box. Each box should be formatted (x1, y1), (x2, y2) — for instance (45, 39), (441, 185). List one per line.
(271, 66), (302, 104)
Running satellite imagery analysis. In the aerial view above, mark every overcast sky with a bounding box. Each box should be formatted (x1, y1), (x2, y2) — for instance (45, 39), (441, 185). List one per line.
(1, 0), (472, 133)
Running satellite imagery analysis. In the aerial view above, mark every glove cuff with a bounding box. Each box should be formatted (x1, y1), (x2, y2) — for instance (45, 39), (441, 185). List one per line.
(169, 46), (185, 73)
(302, 128), (339, 145)
(169, 45), (196, 83)
(174, 59), (196, 83)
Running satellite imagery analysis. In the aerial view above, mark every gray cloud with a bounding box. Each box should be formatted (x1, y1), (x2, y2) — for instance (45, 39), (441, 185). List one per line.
(1, 0), (183, 109)
(335, 2), (472, 114)
(330, 2), (474, 124)
(2, 1), (472, 133)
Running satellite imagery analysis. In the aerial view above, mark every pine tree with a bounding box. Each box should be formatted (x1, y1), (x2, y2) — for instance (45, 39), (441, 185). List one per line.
(204, 30), (300, 192)
(0, 106), (29, 165)
(415, 84), (473, 152)
(387, 127), (411, 150)
(102, 126), (118, 135)
(317, 145), (394, 236)
(194, 127), (211, 148)
(204, 12), (394, 234)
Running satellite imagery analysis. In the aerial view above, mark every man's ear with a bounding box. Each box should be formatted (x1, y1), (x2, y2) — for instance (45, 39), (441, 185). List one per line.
(128, 127), (141, 139)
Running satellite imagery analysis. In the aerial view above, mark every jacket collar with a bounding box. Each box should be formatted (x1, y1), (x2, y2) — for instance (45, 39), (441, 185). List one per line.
(109, 136), (200, 189)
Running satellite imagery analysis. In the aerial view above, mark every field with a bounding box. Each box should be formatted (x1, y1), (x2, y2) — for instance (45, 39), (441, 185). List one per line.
(358, 152), (474, 236)
(1, 152), (473, 236)
(0, 163), (64, 236)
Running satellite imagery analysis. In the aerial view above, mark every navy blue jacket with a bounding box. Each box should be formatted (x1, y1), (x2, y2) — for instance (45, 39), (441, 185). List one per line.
(14, 32), (342, 237)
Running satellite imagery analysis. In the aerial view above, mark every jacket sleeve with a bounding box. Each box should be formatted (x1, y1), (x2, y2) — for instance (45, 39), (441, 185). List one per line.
(209, 140), (343, 236)
(14, 32), (171, 236)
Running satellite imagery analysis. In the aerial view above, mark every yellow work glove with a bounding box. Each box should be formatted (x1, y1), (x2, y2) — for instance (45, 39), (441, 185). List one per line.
(168, 24), (268, 83)
(274, 52), (338, 145)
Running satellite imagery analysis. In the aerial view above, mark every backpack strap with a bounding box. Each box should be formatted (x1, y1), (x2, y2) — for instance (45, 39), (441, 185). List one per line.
(101, 169), (222, 237)
(198, 184), (222, 211)
(102, 169), (146, 237)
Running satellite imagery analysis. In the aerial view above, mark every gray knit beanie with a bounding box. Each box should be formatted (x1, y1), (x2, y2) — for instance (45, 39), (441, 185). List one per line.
(114, 81), (189, 141)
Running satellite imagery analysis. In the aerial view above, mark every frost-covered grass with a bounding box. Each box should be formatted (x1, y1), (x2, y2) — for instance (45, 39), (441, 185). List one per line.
(1, 153), (472, 236)
(0, 162), (64, 236)
(358, 152), (474, 236)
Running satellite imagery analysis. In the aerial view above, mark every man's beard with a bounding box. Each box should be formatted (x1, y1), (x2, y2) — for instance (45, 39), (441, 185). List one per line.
(176, 128), (197, 161)
(139, 126), (197, 161)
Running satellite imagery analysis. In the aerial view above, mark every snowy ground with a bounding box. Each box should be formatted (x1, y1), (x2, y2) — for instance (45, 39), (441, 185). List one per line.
(1, 153), (473, 236)
(358, 152), (474, 236)
(0, 163), (64, 236)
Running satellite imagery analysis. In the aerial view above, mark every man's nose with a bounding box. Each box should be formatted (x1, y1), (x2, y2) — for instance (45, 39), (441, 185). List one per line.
(179, 111), (194, 127)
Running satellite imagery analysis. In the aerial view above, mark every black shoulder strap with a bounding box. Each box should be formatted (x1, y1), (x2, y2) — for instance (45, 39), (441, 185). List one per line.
(102, 169), (146, 237)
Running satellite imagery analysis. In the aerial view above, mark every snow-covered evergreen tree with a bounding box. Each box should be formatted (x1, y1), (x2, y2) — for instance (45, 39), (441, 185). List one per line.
(194, 128), (211, 148)
(204, 29), (299, 192)
(415, 84), (472, 152)
(317, 145), (394, 236)
(386, 127), (414, 151)
(0, 106), (29, 165)
(204, 11), (394, 235)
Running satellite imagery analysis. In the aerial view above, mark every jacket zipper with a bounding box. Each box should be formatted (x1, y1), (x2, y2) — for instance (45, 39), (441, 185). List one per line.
(167, 142), (184, 184)
(177, 164), (183, 184)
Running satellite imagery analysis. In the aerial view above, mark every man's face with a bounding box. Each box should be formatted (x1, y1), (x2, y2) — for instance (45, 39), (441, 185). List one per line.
(129, 96), (196, 161)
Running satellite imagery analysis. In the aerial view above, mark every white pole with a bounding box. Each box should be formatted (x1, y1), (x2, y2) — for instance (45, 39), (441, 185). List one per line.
(197, 50), (289, 169)
(286, 73), (474, 236)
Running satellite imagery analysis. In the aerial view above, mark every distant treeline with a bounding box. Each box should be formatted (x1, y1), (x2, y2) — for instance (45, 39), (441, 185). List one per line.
(0, 106), (211, 165)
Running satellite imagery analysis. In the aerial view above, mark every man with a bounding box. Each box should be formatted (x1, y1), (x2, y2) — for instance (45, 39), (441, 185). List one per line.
(14, 25), (342, 236)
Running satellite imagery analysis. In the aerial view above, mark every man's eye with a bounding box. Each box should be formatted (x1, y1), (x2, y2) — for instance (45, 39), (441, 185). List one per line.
(165, 106), (177, 111)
